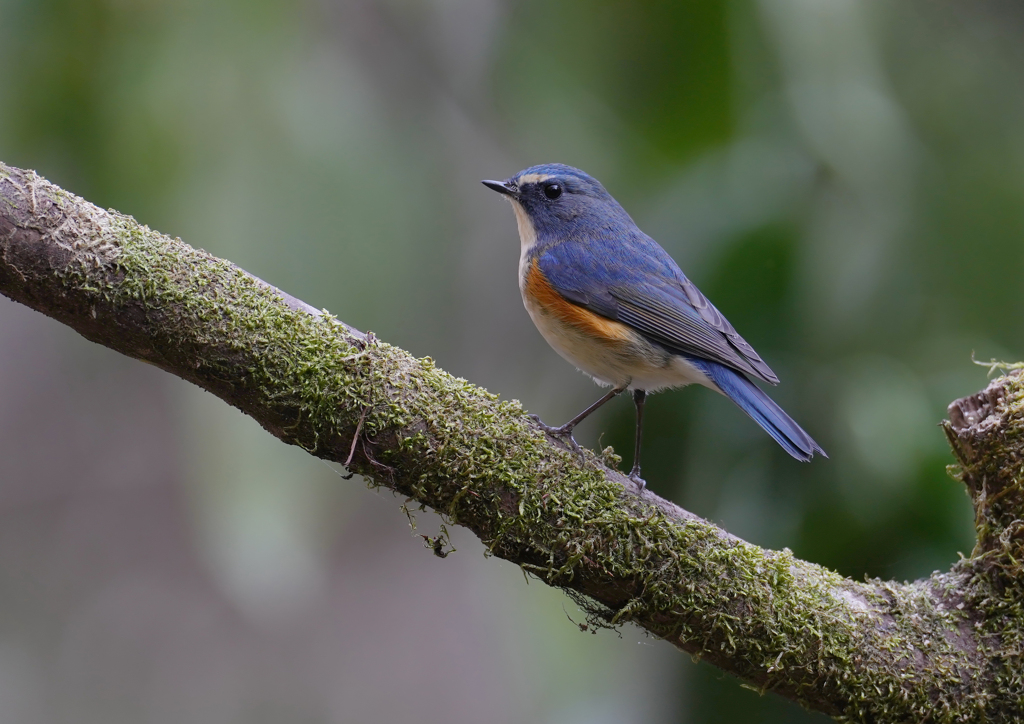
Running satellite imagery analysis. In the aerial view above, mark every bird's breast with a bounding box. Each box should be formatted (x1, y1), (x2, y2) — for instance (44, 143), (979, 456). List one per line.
(520, 259), (713, 392)
(522, 258), (633, 343)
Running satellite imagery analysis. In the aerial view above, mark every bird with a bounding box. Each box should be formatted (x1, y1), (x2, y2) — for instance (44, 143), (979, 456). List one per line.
(482, 163), (825, 486)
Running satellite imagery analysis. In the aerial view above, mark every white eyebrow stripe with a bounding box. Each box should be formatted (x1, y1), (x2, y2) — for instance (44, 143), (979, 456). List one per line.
(516, 173), (552, 185)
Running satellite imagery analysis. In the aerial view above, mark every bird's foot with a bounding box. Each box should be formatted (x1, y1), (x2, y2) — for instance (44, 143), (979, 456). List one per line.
(628, 467), (646, 490)
(529, 414), (582, 452)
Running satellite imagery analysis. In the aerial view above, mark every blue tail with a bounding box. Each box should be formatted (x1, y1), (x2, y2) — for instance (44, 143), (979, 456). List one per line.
(689, 359), (826, 462)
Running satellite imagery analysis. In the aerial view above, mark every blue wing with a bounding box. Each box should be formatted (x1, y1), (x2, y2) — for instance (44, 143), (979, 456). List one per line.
(535, 234), (780, 385)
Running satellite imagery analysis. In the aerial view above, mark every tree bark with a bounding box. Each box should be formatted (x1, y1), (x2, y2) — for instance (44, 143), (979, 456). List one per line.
(1, 161), (1021, 722)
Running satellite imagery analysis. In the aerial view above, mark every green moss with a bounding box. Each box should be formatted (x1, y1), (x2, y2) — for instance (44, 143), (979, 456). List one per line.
(56, 205), (987, 719)
(11, 164), (1024, 722)
(946, 370), (1024, 721)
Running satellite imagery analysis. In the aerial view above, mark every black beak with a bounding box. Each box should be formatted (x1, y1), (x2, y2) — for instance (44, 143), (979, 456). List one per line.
(482, 179), (518, 197)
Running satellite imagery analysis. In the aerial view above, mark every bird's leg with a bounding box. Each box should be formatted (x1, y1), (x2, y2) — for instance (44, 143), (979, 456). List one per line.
(530, 384), (627, 451)
(628, 389), (646, 488)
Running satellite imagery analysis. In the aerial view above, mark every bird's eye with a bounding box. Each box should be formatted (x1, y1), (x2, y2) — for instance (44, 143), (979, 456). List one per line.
(543, 183), (563, 200)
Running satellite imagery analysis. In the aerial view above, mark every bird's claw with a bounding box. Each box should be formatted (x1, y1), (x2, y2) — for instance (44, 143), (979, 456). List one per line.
(628, 469), (646, 489)
(529, 414), (582, 453)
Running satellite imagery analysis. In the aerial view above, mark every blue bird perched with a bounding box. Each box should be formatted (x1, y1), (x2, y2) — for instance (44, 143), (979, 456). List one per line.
(483, 163), (825, 486)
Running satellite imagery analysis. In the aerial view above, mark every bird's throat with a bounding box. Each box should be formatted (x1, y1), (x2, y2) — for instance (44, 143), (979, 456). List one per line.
(510, 200), (538, 252)
(511, 200), (540, 290)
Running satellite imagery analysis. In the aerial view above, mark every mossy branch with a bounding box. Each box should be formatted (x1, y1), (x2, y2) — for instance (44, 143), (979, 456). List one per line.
(1, 161), (1022, 722)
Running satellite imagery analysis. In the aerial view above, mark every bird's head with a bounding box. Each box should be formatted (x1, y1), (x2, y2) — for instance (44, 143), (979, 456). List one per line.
(482, 164), (630, 240)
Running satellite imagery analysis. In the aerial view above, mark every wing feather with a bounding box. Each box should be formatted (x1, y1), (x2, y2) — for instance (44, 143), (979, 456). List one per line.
(535, 241), (780, 385)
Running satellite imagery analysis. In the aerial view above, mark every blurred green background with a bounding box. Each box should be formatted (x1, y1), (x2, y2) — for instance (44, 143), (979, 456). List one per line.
(0, 0), (1020, 721)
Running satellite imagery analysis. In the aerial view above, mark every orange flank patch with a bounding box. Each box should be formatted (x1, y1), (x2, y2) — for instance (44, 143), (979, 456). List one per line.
(525, 260), (634, 343)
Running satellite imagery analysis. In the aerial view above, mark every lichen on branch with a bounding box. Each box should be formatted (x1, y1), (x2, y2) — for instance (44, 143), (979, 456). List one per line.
(1, 161), (1022, 722)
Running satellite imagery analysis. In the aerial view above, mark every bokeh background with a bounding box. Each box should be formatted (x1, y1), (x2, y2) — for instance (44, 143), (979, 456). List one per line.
(0, 0), (1021, 721)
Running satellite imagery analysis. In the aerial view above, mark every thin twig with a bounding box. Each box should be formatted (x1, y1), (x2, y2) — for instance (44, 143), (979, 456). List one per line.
(342, 405), (369, 476)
